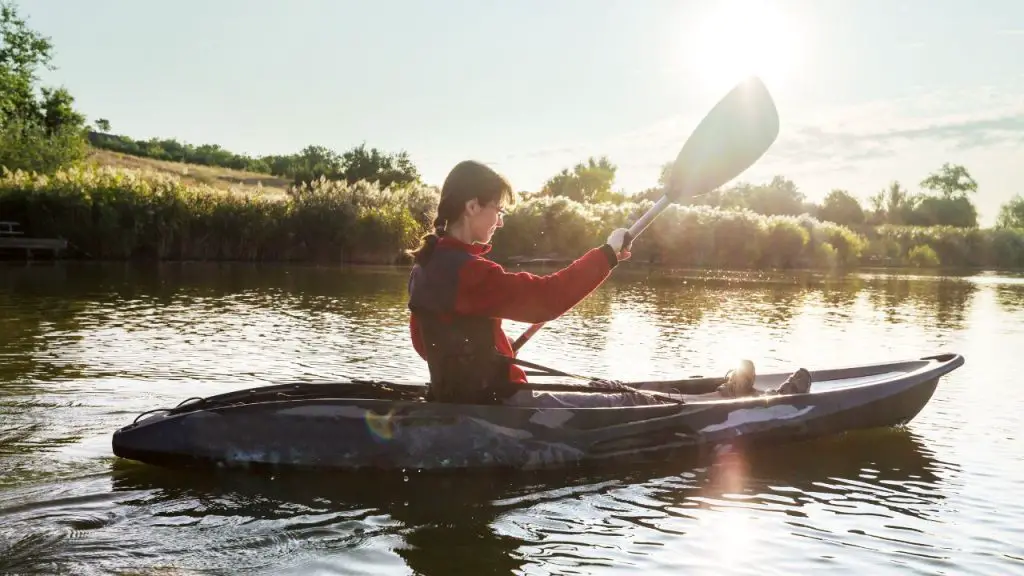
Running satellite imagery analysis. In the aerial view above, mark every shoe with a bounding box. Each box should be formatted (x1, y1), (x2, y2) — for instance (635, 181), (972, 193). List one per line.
(773, 368), (812, 395)
(717, 359), (756, 397)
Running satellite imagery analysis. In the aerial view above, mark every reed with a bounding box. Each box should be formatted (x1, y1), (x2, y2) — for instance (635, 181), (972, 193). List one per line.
(3, 165), (1022, 270)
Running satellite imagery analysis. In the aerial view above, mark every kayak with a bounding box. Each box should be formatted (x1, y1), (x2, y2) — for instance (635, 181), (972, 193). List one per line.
(111, 353), (964, 472)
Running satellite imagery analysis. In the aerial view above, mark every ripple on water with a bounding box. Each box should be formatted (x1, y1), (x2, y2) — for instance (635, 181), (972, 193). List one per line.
(2, 263), (1024, 574)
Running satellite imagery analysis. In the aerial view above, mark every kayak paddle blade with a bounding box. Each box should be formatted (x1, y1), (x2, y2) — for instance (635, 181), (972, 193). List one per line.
(664, 76), (780, 201)
(513, 76), (780, 354)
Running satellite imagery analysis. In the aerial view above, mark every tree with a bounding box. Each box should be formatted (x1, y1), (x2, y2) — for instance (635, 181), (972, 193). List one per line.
(340, 142), (420, 188)
(94, 118), (111, 133)
(40, 86), (84, 134)
(996, 194), (1024, 229)
(817, 189), (865, 225)
(921, 162), (977, 200)
(0, 2), (54, 123)
(868, 181), (915, 225)
(713, 176), (805, 215)
(541, 156), (617, 203)
(657, 161), (673, 188)
(909, 162), (980, 227)
(0, 3), (87, 173)
(289, 144), (343, 184)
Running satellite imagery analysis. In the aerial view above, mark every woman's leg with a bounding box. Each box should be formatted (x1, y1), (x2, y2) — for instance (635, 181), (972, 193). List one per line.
(502, 388), (669, 409)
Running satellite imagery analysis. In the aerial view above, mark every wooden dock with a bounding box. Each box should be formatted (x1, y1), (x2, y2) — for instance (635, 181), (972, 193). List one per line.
(0, 221), (67, 259)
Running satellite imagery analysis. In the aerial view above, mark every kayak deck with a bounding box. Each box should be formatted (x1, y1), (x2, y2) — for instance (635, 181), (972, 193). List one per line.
(150, 353), (959, 412)
(111, 353), (964, 472)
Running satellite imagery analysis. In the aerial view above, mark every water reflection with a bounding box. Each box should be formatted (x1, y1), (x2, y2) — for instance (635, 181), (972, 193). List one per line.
(862, 275), (977, 329)
(37, 428), (945, 575)
(997, 283), (1024, 313)
(3, 262), (1024, 574)
(0, 263), (993, 385)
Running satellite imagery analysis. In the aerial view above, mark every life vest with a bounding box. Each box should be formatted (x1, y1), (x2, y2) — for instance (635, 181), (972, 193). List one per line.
(407, 245), (517, 404)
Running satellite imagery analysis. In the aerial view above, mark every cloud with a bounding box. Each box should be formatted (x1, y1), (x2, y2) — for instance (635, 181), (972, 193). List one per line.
(470, 82), (1024, 219)
(754, 84), (1024, 174)
(773, 111), (1024, 166)
(502, 83), (1024, 171)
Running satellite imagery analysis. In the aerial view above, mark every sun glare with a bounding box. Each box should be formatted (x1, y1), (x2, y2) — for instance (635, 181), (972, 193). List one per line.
(683, 0), (803, 95)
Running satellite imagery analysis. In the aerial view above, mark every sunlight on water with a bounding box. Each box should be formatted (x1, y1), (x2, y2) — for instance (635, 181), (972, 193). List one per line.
(1, 262), (1022, 575)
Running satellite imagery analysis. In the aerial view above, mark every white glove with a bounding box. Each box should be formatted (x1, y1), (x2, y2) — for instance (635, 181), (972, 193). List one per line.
(606, 228), (632, 252)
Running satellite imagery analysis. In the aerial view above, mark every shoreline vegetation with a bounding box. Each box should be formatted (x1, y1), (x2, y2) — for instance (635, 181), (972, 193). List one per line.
(2, 164), (1023, 272)
(2, 3), (1024, 272)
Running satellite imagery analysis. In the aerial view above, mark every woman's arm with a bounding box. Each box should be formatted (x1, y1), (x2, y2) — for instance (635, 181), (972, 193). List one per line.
(452, 244), (620, 324)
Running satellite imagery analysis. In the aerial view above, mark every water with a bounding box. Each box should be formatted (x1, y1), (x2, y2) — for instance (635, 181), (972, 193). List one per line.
(1, 261), (1021, 575)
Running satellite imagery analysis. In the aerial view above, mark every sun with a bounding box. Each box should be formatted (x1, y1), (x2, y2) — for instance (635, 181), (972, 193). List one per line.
(682, 0), (803, 96)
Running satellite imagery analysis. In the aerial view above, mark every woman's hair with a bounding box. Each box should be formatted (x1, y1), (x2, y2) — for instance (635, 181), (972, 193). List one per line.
(407, 160), (516, 265)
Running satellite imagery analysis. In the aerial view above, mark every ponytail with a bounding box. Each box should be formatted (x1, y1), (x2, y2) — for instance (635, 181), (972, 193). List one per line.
(407, 215), (447, 265)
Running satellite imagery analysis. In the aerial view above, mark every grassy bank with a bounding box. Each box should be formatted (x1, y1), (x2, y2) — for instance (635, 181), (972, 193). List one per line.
(1, 165), (1022, 270)
(85, 148), (293, 198)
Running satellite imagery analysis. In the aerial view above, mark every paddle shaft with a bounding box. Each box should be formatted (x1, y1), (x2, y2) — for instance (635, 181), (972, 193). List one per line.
(510, 194), (673, 352)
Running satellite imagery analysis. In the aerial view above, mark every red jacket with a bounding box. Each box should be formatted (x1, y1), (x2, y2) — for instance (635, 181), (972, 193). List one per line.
(409, 236), (618, 383)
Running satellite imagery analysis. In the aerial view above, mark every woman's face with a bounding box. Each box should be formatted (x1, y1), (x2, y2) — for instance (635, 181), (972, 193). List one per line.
(464, 198), (505, 244)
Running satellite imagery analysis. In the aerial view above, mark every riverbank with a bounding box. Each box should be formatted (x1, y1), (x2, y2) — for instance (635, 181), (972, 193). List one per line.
(2, 165), (1023, 270)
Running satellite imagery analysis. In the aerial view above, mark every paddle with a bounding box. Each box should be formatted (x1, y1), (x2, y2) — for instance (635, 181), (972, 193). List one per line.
(511, 75), (781, 352)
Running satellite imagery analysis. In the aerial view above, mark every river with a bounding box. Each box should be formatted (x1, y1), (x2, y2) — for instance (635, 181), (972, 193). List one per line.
(1, 261), (1021, 575)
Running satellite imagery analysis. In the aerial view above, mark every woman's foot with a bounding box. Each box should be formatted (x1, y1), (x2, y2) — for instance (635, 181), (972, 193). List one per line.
(716, 359), (756, 397)
(775, 368), (812, 394)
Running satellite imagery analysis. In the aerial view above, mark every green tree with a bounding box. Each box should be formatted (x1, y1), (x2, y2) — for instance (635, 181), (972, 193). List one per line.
(289, 145), (343, 184)
(0, 3), (87, 173)
(94, 118), (111, 133)
(39, 86), (84, 134)
(340, 142), (420, 188)
(0, 2), (53, 123)
(817, 189), (865, 225)
(912, 195), (978, 228)
(921, 162), (977, 200)
(542, 156), (618, 203)
(868, 181), (914, 225)
(996, 194), (1024, 229)
(716, 176), (805, 216)
(910, 163), (980, 227)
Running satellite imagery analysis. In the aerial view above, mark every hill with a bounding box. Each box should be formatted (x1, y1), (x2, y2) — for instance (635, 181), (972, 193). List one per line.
(85, 148), (292, 198)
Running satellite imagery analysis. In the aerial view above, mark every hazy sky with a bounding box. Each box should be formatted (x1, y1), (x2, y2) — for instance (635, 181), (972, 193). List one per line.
(18, 0), (1024, 225)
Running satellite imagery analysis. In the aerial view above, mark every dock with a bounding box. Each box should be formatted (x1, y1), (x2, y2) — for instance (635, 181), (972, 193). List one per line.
(0, 221), (68, 259)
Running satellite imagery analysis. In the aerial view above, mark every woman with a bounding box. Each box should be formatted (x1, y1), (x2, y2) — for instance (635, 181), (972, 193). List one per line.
(406, 159), (671, 408)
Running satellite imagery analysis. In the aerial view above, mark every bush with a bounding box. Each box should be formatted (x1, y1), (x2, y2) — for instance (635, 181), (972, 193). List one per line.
(907, 244), (940, 267)
(0, 120), (87, 175)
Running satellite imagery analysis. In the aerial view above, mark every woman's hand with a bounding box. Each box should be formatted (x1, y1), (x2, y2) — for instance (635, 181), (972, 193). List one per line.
(606, 228), (632, 261)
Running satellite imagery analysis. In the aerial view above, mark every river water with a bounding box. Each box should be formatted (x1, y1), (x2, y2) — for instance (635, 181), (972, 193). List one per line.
(0, 261), (1021, 575)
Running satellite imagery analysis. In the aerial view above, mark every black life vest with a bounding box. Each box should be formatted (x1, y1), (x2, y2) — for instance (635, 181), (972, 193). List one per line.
(407, 246), (516, 404)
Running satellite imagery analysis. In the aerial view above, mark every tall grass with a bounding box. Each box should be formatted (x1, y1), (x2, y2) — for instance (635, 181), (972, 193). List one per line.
(0, 166), (432, 263)
(2, 165), (1022, 270)
(491, 200), (868, 270)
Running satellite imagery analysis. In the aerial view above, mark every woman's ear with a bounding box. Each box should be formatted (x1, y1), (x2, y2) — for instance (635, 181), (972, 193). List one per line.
(464, 198), (481, 215)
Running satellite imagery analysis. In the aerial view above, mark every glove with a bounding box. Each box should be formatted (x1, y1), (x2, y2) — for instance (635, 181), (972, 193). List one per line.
(606, 228), (633, 260)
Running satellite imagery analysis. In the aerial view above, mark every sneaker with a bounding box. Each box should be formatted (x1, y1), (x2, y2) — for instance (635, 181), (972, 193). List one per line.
(716, 359), (756, 397)
(774, 368), (812, 395)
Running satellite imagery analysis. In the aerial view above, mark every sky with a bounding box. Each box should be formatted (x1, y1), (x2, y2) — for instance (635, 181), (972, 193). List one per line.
(17, 0), (1024, 225)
